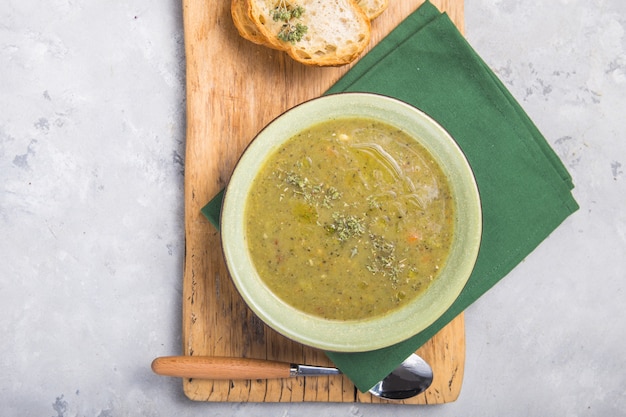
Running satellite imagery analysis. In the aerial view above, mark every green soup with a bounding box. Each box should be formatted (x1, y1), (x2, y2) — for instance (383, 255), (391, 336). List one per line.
(245, 117), (454, 321)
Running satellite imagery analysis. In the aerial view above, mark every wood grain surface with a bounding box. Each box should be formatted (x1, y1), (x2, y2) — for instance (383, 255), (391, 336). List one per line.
(180, 0), (465, 404)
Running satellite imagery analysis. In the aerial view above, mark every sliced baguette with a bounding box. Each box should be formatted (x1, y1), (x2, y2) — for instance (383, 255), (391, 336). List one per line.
(244, 0), (371, 66)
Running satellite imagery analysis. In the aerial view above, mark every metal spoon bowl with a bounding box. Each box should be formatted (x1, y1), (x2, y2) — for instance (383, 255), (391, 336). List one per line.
(151, 353), (433, 400)
(368, 353), (434, 400)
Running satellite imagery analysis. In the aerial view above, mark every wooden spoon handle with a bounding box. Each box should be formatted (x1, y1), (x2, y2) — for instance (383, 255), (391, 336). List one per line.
(151, 356), (292, 380)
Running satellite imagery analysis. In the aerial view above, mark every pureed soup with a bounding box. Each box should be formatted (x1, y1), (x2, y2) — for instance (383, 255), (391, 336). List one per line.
(245, 117), (454, 321)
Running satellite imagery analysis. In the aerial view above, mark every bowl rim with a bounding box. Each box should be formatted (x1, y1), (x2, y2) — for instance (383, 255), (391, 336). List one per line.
(220, 92), (482, 352)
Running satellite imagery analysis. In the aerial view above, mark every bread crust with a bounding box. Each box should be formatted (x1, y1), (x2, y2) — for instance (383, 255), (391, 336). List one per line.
(231, 0), (269, 46)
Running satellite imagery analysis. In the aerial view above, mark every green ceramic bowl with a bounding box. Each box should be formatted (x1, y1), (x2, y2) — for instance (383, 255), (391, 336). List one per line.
(221, 93), (481, 352)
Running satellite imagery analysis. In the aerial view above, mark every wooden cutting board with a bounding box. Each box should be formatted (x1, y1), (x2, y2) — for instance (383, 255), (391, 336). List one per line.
(180, 0), (465, 404)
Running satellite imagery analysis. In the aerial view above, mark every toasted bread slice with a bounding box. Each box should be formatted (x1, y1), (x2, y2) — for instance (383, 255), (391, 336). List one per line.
(232, 0), (384, 45)
(244, 0), (371, 66)
(355, 0), (388, 20)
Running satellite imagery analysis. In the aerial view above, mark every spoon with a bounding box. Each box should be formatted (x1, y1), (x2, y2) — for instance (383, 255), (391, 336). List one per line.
(151, 353), (433, 400)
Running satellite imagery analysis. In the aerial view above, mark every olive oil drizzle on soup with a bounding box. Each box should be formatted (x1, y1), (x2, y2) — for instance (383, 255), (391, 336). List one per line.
(245, 118), (454, 321)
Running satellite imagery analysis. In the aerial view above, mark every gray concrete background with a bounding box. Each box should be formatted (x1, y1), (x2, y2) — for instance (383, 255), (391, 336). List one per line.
(1, 0), (624, 415)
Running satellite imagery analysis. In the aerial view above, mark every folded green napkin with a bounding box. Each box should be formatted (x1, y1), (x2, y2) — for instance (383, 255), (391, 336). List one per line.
(202, 0), (579, 392)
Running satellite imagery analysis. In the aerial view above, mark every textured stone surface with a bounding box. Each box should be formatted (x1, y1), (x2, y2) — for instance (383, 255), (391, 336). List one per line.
(1, 0), (624, 415)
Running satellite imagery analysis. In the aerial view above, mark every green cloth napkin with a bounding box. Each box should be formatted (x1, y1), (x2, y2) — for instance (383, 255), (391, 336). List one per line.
(202, 0), (579, 392)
